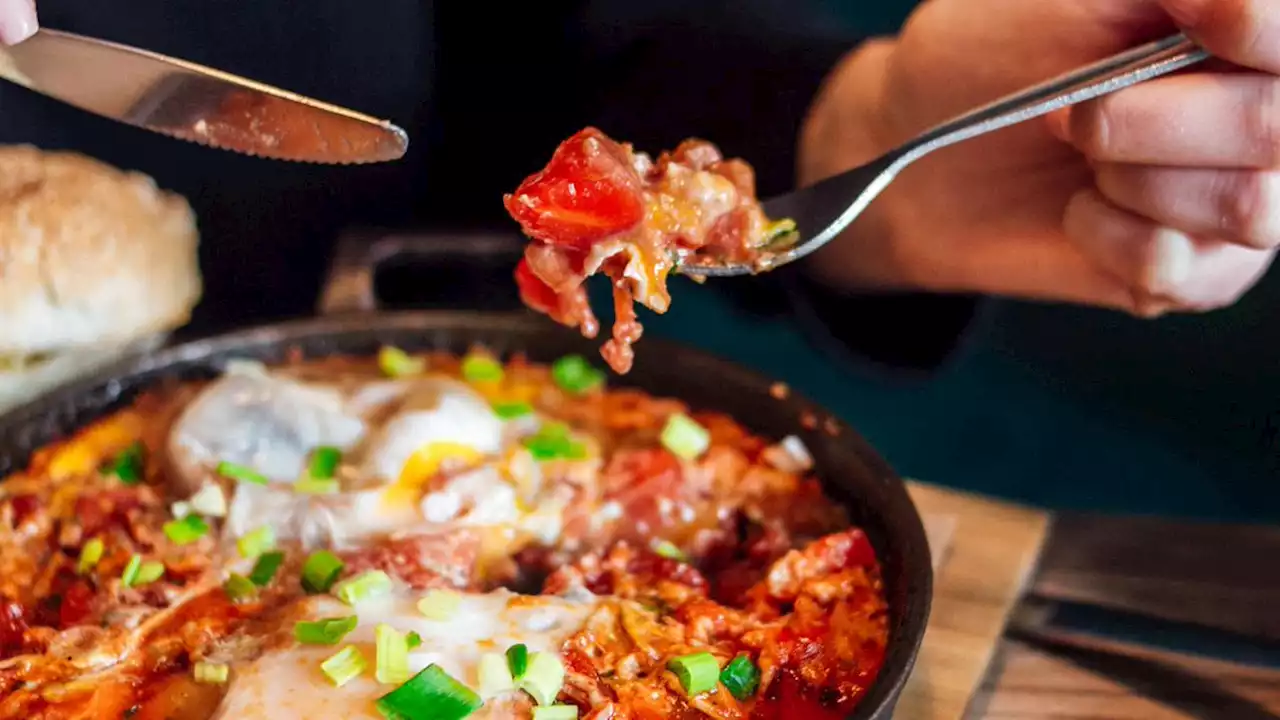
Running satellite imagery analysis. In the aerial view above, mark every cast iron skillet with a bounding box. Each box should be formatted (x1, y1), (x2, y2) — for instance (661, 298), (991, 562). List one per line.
(0, 234), (932, 720)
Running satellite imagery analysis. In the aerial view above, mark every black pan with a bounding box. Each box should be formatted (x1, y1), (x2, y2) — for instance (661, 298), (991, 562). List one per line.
(0, 232), (932, 720)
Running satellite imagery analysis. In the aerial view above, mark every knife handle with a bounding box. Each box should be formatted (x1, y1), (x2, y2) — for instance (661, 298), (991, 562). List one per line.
(1030, 513), (1280, 643)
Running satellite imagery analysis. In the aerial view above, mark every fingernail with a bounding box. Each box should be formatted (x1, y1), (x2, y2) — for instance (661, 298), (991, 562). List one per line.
(1160, 0), (1203, 28)
(1147, 228), (1194, 295)
(0, 0), (36, 45)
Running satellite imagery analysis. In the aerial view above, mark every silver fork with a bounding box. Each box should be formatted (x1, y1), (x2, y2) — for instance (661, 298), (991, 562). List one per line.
(682, 33), (1209, 278)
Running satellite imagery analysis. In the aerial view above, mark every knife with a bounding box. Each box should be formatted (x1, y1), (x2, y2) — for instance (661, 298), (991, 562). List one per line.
(1028, 512), (1280, 644)
(0, 28), (408, 164)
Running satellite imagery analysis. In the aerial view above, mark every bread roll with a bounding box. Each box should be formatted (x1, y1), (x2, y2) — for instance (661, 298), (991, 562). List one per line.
(0, 146), (202, 412)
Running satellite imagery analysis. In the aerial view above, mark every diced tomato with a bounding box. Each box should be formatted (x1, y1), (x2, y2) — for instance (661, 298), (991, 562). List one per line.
(516, 257), (598, 336)
(604, 448), (686, 509)
(7, 494), (37, 528)
(832, 529), (878, 570)
(503, 127), (645, 249)
(0, 601), (28, 659)
(603, 447), (682, 496)
(752, 669), (849, 720)
(515, 258), (560, 316)
(75, 490), (142, 538)
(58, 580), (96, 628)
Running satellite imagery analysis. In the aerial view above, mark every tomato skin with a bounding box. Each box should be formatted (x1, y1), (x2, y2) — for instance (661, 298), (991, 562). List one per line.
(57, 581), (95, 629)
(601, 447), (685, 536)
(7, 495), (37, 528)
(515, 258), (560, 316)
(503, 127), (645, 249)
(0, 601), (28, 659)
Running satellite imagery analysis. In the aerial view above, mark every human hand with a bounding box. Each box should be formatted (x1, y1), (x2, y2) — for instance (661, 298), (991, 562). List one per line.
(0, 0), (36, 45)
(799, 0), (1279, 316)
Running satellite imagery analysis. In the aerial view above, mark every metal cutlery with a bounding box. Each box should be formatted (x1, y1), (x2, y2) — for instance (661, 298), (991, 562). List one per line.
(1, 29), (408, 164)
(681, 33), (1209, 277)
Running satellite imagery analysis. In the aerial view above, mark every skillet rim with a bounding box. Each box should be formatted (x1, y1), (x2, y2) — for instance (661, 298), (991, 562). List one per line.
(0, 310), (932, 720)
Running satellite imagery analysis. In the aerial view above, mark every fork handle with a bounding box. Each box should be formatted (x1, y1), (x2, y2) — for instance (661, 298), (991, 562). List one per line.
(897, 34), (1209, 167)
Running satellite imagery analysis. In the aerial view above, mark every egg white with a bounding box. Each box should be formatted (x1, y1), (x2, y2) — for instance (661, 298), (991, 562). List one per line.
(212, 589), (598, 720)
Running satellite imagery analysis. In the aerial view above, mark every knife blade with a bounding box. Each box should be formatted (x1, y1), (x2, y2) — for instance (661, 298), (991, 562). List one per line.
(0, 29), (408, 164)
(1028, 512), (1280, 643)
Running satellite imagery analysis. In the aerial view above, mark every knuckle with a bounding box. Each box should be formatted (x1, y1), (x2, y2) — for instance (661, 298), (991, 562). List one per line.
(1132, 228), (1194, 299)
(1217, 171), (1280, 247)
(1245, 79), (1280, 167)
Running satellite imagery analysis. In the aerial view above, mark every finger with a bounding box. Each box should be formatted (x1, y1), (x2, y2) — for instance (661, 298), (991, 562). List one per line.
(0, 0), (34, 45)
(1063, 188), (1274, 309)
(1065, 73), (1280, 168)
(1095, 163), (1280, 249)
(1160, 0), (1280, 75)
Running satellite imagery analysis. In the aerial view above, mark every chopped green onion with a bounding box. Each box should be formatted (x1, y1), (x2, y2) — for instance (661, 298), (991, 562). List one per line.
(138, 561), (165, 587)
(667, 652), (720, 696)
(522, 423), (587, 462)
(120, 555), (142, 587)
(121, 555), (163, 588)
(477, 652), (515, 698)
(379, 346), (425, 378)
(659, 413), (710, 461)
(551, 355), (604, 395)
(248, 551), (285, 587)
(533, 706), (579, 720)
(77, 538), (104, 575)
(491, 401), (533, 420)
(506, 643), (529, 681)
(322, 645), (368, 687)
(170, 501), (192, 519)
(217, 461), (269, 485)
(193, 662), (229, 684)
(406, 631), (423, 650)
(461, 354), (505, 383)
(762, 218), (798, 246)
(517, 652), (565, 706)
(189, 484), (228, 517)
(301, 550), (344, 594)
(108, 442), (146, 485)
(237, 526), (276, 559)
(295, 616), (359, 645)
(375, 623), (411, 685)
(719, 655), (760, 701)
(294, 477), (341, 495)
(308, 446), (342, 479)
(376, 664), (482, 720)
(335, 570), (393, 606)
(163, 515), (210, 545)
(223, 573), (258, 604)
(652, 540), (686, 562)
(416, 589), (461, 620)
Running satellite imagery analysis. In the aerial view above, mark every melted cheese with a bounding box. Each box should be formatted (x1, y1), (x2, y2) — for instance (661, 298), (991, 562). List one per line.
(212, 590), (598, 720)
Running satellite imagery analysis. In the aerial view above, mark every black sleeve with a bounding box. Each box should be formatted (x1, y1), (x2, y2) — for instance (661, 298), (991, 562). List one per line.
(565, 12), (982, 374)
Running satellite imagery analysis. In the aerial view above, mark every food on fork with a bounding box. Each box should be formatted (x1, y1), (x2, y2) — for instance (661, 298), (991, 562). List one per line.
(0, 349), (888, 719)
(0, 146), (202, 413)
(504, 128), (797, 374)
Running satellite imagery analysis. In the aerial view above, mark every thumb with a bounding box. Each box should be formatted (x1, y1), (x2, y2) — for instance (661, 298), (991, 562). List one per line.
(1158, 0), (1280, 74)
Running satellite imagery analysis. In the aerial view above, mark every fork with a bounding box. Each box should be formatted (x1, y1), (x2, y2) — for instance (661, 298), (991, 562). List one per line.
(682, 33), (1209, 278)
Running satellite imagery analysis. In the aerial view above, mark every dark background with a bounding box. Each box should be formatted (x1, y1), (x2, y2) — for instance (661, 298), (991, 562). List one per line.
(2, 0), (1277, 522)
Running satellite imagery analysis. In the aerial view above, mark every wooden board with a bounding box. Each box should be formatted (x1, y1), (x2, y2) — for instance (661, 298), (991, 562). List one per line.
(970, 636), (1280, 719)
(894, 482), (1052, 720)
(888, 483), (1280, 720)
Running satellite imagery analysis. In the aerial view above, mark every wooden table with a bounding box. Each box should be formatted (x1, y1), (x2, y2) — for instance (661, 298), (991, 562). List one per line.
(897, 482), (1280, 720)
